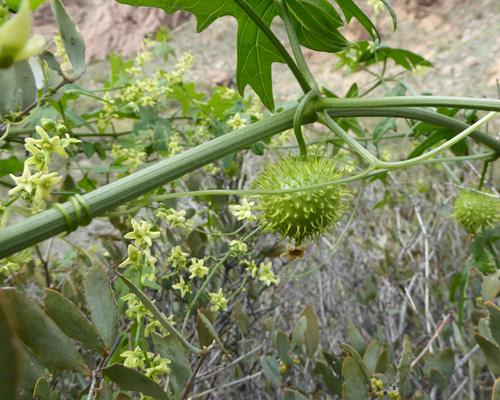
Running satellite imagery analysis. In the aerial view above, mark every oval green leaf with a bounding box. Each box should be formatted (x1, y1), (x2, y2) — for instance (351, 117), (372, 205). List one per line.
(340, 343), (371, 386)
(363, 340), (380, 374)
(342, 356), (370, 400)
(0, 288), (90, 375)
(475, 333), (500, 376)
(49, 0), (86, 79)
(346, 318), (367, 357)
(284, 387), (308, 400)
(102, 363), (168, 400)
(44, 289), (106, 355)
(85, 263), (119, 351)
(0, 294), (19, 400)
(95, 379), (113, 400)
(397, 339), (412, 388)
(493, 377), (500, 400)
(260, 355), (283, 385)
(314, 361), (342, 395)
(438, 347), (455, 379)
(276, 330), (293, 366)
(487, 301), (500, 346)
(299, 304), (319, 357)
(152, 333), (192, 399)
(33, 377), (58, 400)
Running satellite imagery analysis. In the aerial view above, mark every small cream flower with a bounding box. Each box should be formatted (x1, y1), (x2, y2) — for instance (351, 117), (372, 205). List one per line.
(188, 258), (209, 280)
(31, 172), (62, 202)
(172, 276), (190, 298)
(230, 199), (256, 222)
(168, 246), (189, 269)
(229, 240), (247, 254)
(368, 0), (384, 15)
(124, 219), (161, 247)
(119, 245), (141, 268)
(209, 289), (228, 312)
(120, 346), (153, 370)
(259, 262), (278, 286)
(227, 113), (247, 130)
(9, 164), (33, 196)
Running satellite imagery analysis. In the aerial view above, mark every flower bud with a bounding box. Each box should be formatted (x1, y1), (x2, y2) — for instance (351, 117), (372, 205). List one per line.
(41, 118), (57, 131)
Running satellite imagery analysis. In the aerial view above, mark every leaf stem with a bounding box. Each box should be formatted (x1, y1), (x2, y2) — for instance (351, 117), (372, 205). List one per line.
(277, 0), (319, 92)
(317, 110), (379, 166)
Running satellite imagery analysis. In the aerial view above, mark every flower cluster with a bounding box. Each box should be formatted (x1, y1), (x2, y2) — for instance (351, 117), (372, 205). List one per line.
(111, 145), (146, 176)
(157, 207), (187, 228)
(120, 346), (171, 383)
(245, 261), (278, 287)
(371, 378), (401, 400)
(368, 0), (384, 15)
(8, 120), (79, 210)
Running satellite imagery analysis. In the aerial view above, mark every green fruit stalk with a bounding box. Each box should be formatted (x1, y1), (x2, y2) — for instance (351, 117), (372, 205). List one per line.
(254, 155), (351, 245)
(452, 190), (500, 233)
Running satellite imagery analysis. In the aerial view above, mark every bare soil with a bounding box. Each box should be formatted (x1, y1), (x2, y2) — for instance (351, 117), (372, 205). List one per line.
(33, 0), (500, 100)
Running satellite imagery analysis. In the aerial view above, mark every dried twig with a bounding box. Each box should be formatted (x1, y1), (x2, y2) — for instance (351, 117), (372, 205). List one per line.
(410, 313), (451, 369)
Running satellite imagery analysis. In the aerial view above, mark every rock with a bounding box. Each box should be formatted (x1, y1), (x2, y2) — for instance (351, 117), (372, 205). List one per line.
(33, 0), (193, 62)
(464, 56), (480, 68)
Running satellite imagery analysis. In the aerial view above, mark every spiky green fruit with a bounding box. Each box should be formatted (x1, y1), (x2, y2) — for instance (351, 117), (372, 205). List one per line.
(254, 155), (351, 245)
(452, 190), (500, 233)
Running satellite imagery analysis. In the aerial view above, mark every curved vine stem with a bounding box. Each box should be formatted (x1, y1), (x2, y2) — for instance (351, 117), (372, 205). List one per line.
(316, 96), (500, 111)
(317, 110), (380, 166)
(325, 107), (500, 154)
(294, 90), (319, 158)
(377, 111), (498, 169)
(319, 109), (498, 169)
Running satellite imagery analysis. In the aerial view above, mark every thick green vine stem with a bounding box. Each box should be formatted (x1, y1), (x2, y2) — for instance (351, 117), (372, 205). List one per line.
(317, 96), (500, 112)
(0, 108), (305, 259)
(294, 90), (319, 158)
(2, 96), (500, 258)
